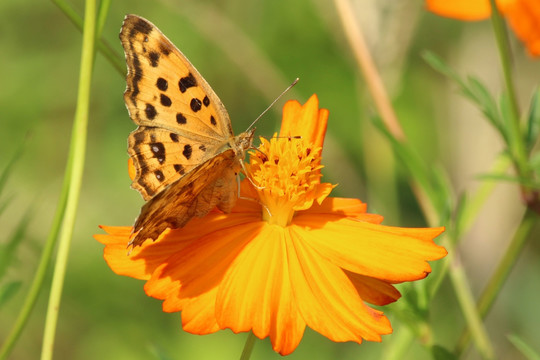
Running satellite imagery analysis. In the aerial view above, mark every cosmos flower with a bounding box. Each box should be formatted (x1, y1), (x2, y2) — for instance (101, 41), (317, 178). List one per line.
(95, 94), (447, 355)
(426, 0), (540, 56)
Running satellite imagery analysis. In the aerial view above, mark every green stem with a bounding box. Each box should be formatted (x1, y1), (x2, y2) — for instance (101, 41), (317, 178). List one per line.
(51, 0), (124, 76)
(0, 184), (68, 360)
(449, 252), (495, 359)
(40, 0), (96, 359)
(239, 332), (257, 360)
(383, 326), (415, 360)
(455, 208), (538, 356)
(488, 0), (529, 178)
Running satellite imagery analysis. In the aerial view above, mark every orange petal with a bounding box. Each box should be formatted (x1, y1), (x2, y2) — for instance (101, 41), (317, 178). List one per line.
(345, 271), (401, 306)
(280, 94), (328, 149)
(215, 225), (306, 355)
(127, 158), (136, 181)
(426, 0), (491, 20)
(301, 196), (384, 224)
(504, 0), (540, 56)
(144, 263), (221, 334)
(286, 229), (393, 345)
(291, 217), (446, 282)
(94, 225), (154, 280)
(145, 220), (264, 302)
(426, 0), (516, 20)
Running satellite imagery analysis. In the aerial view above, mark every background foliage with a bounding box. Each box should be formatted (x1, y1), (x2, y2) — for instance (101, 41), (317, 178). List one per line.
(0, 0), (539, 359)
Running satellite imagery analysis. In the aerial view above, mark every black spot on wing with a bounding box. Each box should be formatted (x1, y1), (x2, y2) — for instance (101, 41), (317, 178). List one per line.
(176, 113), (187, 124)
(129, 52), (143, 106)
(190, 98), (202, 112)
(160, 94), (172, 107)
(132, 131), (145, 144)
(183, 144), (192, 160)
(203, 96), (210, 107)
(210, 115), (217, 126)
(150, 143), (166, 164)
(156, 78), (168, 91)
(179, 73), (197, 93)
(145, 104), (157, 120)
(174, 164), (185, 175)
(128, 18), (153, 39)
(149, 51), (159, 67)
(154, 170), (165, 182)
(199, 144), (206, 152)
(159, 43), (172, 56)
(170, 133), (179, 142)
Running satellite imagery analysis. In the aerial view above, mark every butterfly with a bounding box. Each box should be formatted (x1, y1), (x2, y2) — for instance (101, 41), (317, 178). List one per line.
(119, 14), (255, 248)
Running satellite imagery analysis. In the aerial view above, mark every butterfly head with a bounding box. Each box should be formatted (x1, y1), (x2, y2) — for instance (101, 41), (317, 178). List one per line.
(235, 128), (256, 154)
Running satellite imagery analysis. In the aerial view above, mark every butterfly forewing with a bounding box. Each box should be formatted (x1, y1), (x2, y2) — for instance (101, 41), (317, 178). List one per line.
(119, 14), (254, 248)
(120, 15), (235, 199)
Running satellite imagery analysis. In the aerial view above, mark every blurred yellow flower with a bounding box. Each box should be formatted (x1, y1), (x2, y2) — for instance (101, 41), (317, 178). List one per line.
(426, 0), (540, 56)
(95, 94), (447, 355)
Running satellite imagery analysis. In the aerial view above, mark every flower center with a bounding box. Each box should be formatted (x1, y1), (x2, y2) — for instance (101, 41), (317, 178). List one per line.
(247, 136), (324, 227)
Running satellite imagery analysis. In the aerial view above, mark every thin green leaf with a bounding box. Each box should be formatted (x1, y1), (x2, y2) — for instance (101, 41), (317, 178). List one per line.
(431, 345), (458, 360)
(0, 282), (22, 307)
(0, 138), (26, 197)
(499, 91), (514, 147)
(422, 51), (464, 86)
(526, 87), (540, 151)
(423, 51), (505, 139)
(0, 208), (33, 280)
(371, 114), (446, 217)
(51, 0), (124, 75)
(476, 173), (540, 189)
(452, 193), (469, 240)
(466, 76), (505, 136)
(508, 334), (540, 360)
(0, 195), (13, 217)
(530, 151), (540, 172)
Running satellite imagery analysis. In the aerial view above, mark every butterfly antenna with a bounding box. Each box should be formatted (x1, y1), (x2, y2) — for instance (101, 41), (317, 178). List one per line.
(246, 78), (299, 132)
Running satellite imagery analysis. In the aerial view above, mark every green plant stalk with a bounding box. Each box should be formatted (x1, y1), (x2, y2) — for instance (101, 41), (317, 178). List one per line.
(0, 187), (68, 360)
(450, 254), (495, 360)
(383, 326), (415, 360)
(51, 0), (124, 76)
(455, 208), (537, 356)
(40, 0), (96, 359)
(488, 0), (529, 179)
(239, 332), (257, 360)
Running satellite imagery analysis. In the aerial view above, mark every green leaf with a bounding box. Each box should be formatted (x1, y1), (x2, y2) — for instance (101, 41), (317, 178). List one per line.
(422, 51), (506, 142)
(526, 87), (540, 151)
(431, 345), (458, 360)
(0, 138), (26, 198)
(508, 334), (540, 360)
(0, 208), (33, 280)
(476, 173), (540, 189)
(0, 281), (22, 307)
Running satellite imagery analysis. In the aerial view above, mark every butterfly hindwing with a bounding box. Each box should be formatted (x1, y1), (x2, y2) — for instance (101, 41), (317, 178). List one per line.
(129, 150), (240, 247)
(128, 126), (221, 200)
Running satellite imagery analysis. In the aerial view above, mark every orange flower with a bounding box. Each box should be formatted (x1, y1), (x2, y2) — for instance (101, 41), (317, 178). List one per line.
(426, 0), (540, 56)
(95, 95), (447, 355)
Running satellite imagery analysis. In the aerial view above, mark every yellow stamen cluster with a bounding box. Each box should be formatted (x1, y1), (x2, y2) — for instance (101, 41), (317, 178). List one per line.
(247, 136), (324, 227)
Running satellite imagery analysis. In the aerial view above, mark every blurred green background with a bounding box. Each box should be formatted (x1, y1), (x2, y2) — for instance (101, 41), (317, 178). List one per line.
(1, 0), (539, 359)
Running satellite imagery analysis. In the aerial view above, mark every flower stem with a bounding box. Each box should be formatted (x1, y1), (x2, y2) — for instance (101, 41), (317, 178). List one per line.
(0, 181), (68, 360)
(239, 332), (257, 360)
(332, 0), (405, 141)
(449, 252), (495, 359)
(488, 0), (530, 186)
(51, 0), (124, 76)
(455, 208), (538, 356)
(40, 0), (96, 359)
